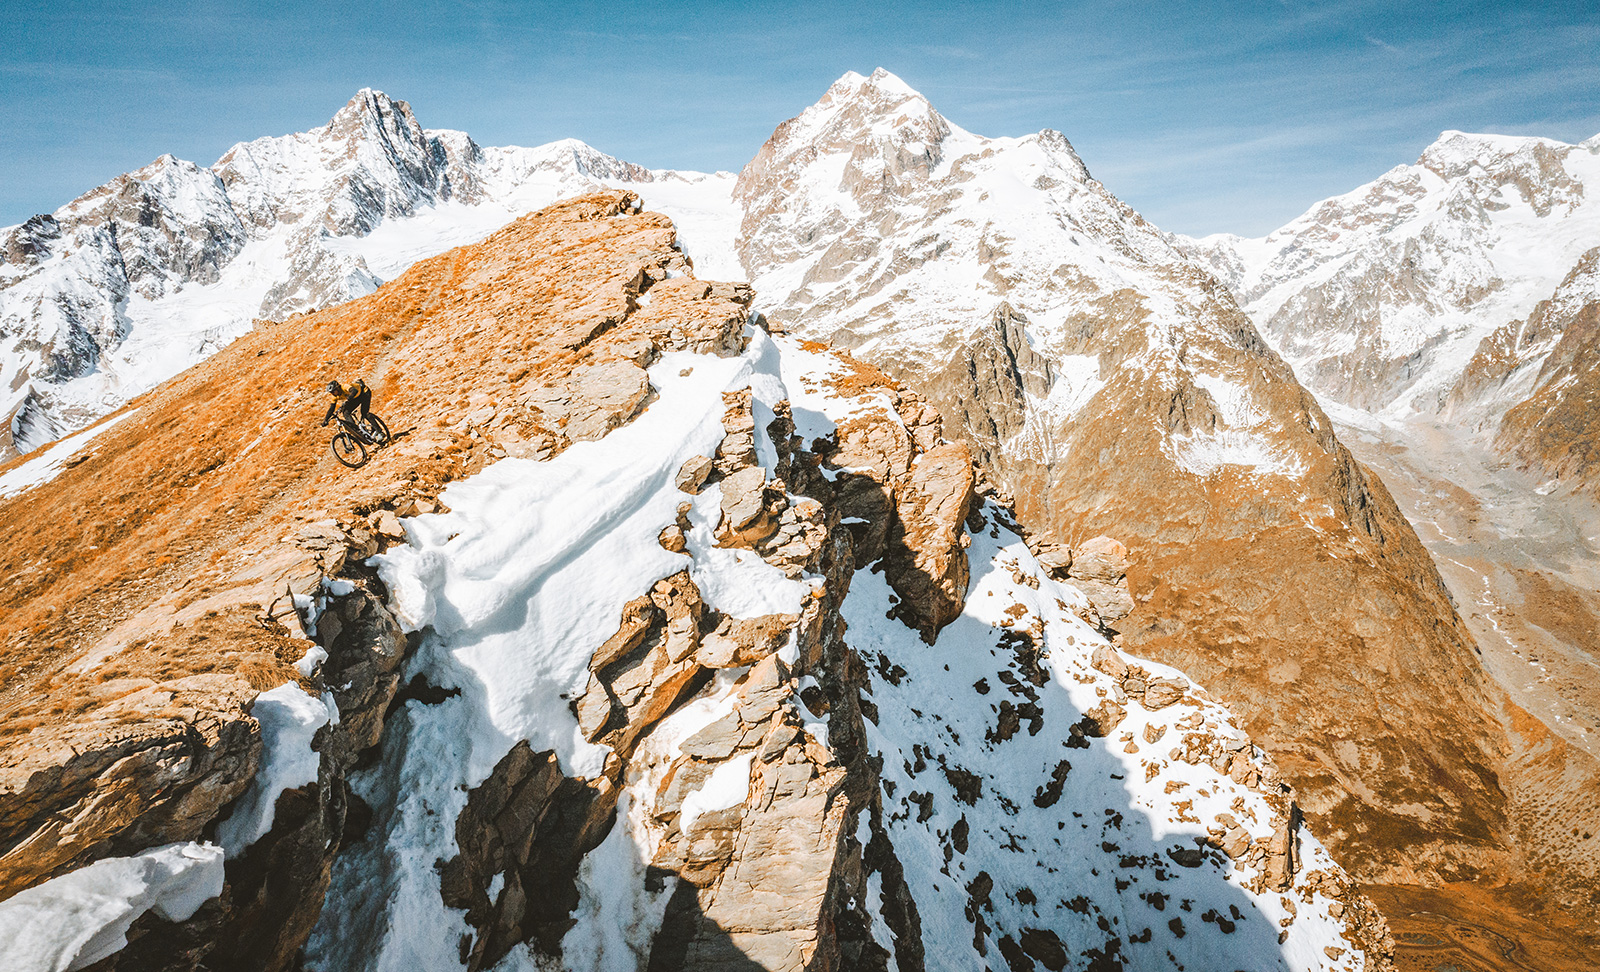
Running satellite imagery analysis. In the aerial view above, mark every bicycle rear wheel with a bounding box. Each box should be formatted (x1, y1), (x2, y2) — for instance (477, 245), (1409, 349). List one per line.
(332, 432), (367, 468)
(361, 413), (391, 447)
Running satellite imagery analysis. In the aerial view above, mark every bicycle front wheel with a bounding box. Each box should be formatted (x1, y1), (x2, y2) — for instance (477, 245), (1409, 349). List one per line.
(332, 432), (368, 468)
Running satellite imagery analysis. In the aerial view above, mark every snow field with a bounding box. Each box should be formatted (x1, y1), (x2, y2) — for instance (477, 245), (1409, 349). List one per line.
(0, 842), (224, 972)
(759, 314), (1362, 969)
(845, 506), (1361, 971)
(0, 409), (137, 499)
(214, 683), (334, 857)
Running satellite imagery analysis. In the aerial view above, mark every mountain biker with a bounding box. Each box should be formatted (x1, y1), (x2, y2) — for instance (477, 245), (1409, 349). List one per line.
(322, 379), (374, 437)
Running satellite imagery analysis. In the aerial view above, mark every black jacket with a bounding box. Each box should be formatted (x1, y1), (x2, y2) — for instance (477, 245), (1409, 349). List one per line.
(323, 380), (372, 427)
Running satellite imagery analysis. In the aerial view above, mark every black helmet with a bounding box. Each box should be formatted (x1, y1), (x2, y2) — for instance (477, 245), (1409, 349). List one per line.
(327, 380), (344, 397)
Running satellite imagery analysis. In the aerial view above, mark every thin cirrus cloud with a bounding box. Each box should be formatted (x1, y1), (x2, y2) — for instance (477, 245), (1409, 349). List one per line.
(0, 0), (1594, 237)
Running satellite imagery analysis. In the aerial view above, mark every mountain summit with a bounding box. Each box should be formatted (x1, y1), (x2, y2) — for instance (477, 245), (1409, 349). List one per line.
(1179, 127), (1600, 418)
(731, 69), (1548, 894)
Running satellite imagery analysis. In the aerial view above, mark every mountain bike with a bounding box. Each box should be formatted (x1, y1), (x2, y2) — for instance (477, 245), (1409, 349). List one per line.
(330, 412), (391, 468)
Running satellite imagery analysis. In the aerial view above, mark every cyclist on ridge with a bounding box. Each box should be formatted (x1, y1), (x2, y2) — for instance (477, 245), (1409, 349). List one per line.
(322, 378), (374, 437)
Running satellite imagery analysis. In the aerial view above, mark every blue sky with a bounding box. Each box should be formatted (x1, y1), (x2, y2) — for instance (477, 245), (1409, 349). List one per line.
(2, 0), (1596, 236)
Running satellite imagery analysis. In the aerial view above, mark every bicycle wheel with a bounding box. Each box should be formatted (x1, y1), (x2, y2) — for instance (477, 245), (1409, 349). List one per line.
(361, 413), (391, 447)
(332, 432), (368, 468)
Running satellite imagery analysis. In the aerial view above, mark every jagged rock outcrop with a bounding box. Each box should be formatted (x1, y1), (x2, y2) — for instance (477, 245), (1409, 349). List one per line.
(1056, 534), (1135, 626)
(0, 675), (261, 901)
(932, 302), (1054, 478)
(882, 440), (974, 637)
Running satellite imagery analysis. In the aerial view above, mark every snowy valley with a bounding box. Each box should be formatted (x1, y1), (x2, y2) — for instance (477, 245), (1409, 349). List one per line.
(1177, 130), (1600, 924)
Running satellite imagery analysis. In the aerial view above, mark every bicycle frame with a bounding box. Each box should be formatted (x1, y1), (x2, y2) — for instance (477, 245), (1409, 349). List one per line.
(338, 415), (373, 443)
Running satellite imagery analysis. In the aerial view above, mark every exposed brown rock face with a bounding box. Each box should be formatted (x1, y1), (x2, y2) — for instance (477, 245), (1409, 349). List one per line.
(0, 674), (261, 901)
(997, 301), (1515, 884)
(883, 440), (974, 637)
(930, 303), (1054, 476)
(440, 742), (619, 967)
(1498, 299), (1600, 497)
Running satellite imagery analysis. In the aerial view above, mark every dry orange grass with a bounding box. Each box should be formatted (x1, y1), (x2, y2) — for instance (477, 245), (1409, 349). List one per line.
(799, 339), (900, 397)
(0, 190), (741, 743)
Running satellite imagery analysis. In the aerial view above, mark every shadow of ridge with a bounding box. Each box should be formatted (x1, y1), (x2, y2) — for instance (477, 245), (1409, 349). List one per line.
(645, 872), (772, 972)
(850, 521), (1305, 972)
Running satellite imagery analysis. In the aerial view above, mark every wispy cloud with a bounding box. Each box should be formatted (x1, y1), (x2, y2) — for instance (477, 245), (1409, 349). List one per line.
(0, 62), (178, 84)
(915, 44), (983, 60)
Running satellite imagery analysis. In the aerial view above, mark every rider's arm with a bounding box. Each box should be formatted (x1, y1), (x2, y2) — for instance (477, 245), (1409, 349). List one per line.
(322, 401), (338, 426)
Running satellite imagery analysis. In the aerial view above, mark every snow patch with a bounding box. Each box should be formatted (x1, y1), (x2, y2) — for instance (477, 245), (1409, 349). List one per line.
(677, 753), (754, 835)
(0, 842), (223, 972)
(1170, 429), (1308, 480)
(308, 344), (796, 970)
(215, 683), (331, 857)
(559, 792), (673, 972)
(0, 410), (136, 499)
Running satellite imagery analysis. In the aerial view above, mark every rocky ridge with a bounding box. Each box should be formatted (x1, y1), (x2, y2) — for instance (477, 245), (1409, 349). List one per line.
(0, 193), (1386, 971)
(5, 72), (1596, 961)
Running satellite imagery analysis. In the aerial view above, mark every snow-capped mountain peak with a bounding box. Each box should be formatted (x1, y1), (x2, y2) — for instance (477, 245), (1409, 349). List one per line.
(325, 86), (423, 141)
(815, 67), (939, 125)
(1178, 126), (1600, 414)
(739, 67), (961, 198)
(736, 70), (1165, 361)
(0, 89), (674, 459)
(734, 73), (1529, 907)
(214, 86), (476, 236)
